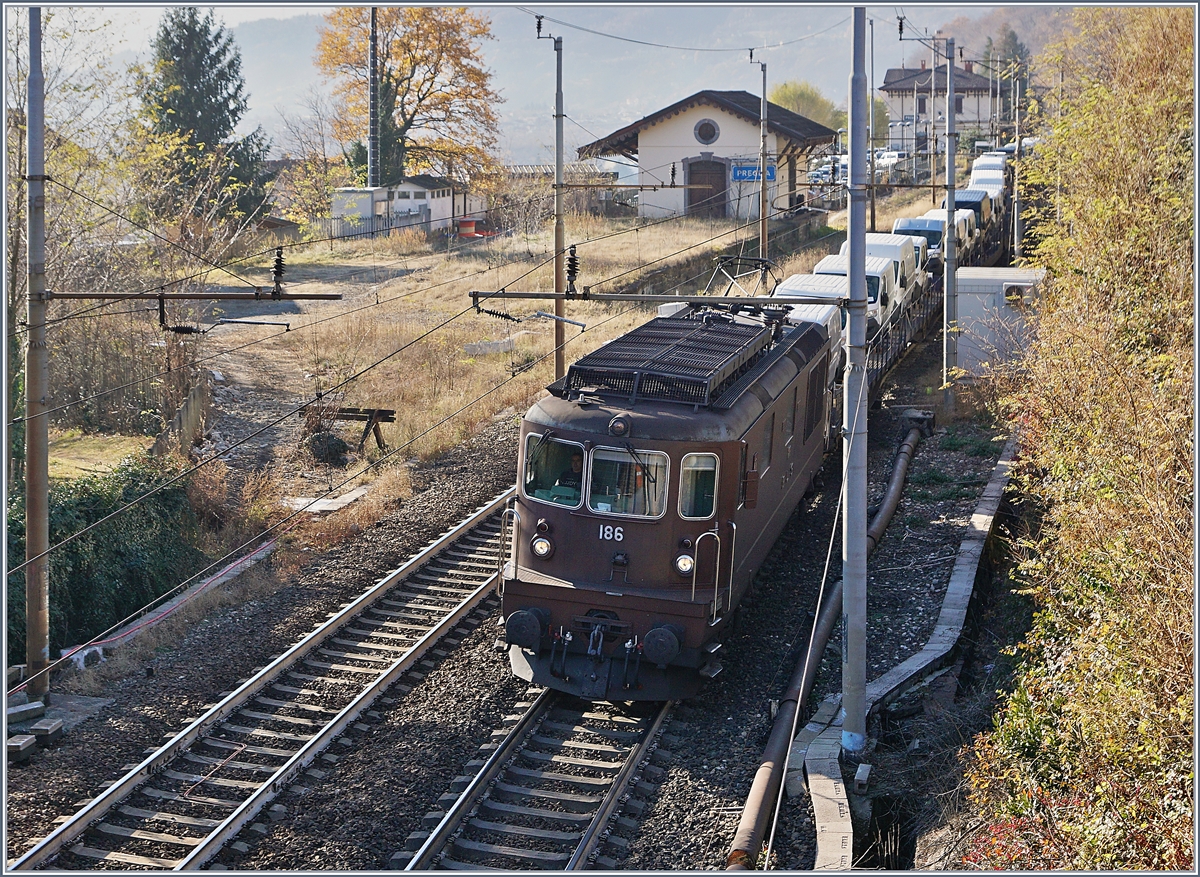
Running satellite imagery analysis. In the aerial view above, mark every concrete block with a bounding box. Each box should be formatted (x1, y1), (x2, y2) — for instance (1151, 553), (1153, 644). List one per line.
(404, 831), (430, 851)
(7, 700), (45, 723)
(421, 811), (445, 829)
(614, 816), (638, 834)
(8, 735), (37, 762)
(231, 842), (250, 854)
(7, 664), (25, 686)
(854, 763), (871, 793)
(604, 834), (630, 852)
(388, 851), (415, 869)
(31, 718), (63, 747)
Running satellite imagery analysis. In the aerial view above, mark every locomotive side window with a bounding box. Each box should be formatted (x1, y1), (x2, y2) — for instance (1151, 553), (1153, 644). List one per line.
(523, 433), (585, 508)
(761, 412), (775, 470)
(679, 453), (718, 519)
(783, 386), (797, 442)
(804, 355), (829, 442)
(588, 446), (668, 518)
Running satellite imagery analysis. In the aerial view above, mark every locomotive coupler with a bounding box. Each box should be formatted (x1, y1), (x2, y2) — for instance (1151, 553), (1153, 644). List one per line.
(587, 623), (605, 659)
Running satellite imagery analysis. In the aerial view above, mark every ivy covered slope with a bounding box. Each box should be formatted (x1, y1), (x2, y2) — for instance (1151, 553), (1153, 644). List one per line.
(964, 8), (1193, 869)
(7, 455), (208, 666)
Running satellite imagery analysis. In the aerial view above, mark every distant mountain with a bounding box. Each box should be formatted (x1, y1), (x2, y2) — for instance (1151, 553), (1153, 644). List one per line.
(230, 14), (326, 149)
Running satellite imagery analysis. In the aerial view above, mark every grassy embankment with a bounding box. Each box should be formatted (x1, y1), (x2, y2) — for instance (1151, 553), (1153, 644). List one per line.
(957, 8), (1193, 869)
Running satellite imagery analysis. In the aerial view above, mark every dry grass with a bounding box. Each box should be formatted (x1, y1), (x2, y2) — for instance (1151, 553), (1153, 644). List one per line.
(47, 430), (152, 480)
(272, 214), (754, 466)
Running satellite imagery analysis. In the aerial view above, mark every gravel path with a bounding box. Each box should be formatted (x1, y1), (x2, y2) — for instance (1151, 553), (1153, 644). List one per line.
(6, 332), (1006, 871)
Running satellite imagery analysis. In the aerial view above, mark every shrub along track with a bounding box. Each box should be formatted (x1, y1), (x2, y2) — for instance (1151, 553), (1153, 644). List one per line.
(7, 335), (1007, 871)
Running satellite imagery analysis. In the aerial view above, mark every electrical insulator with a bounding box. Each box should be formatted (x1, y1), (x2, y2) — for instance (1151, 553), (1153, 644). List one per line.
(670, 163), (676, 187)
(536, 15), (543, 37)
(272, 246), (285, 281)
(898, 17), (903, 38)
(566, 244), (579, 292)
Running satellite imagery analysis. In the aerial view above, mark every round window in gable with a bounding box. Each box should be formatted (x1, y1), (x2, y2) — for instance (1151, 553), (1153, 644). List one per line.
(694, 118), (720, 145)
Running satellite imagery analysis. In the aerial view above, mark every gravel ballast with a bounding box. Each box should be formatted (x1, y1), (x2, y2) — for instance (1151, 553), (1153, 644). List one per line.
(6, 333), (1008, 871)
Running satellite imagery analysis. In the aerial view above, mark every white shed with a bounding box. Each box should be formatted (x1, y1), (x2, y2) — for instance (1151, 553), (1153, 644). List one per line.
(331, 187), (389, 220)
(954, 267), (1045, 375)
(579, 90), (835, 220)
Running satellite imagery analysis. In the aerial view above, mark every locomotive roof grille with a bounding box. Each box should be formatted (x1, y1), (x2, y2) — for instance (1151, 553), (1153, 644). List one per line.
(555, 316), (771, 406)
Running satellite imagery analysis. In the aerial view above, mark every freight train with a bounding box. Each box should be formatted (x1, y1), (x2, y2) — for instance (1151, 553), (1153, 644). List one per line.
(498, 147), (1017, 701)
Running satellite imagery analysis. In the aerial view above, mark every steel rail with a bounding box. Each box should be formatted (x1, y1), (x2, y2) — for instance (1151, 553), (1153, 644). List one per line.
(11, 488), (515, 871)
(176, 570), (501, 868)
(564, 699), (674, 869)
(405, 689), (554, 870)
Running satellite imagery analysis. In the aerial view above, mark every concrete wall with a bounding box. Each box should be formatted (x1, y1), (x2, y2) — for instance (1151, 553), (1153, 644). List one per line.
(151, 370), (214, 457)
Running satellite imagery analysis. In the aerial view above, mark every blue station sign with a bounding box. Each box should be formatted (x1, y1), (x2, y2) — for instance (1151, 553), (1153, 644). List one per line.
(731, 164), (776, 182)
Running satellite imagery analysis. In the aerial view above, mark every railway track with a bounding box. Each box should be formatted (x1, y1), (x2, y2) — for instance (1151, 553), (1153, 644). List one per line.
(11, 489), (516, 872)
(402, 691), (673, 871)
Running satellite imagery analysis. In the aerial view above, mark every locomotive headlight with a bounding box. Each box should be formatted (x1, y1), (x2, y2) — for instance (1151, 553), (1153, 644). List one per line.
(674, 554), (695, 576)
(531, 536), (555, 559)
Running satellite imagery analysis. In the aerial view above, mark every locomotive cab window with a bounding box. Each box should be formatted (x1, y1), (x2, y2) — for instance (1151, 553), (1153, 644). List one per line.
(679, 453), (718, 519)
(588, 447), (668, 518)
(523, 434), (585, 508)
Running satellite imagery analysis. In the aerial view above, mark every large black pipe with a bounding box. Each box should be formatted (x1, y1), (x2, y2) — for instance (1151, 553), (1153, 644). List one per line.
(727, 419), (928, 869)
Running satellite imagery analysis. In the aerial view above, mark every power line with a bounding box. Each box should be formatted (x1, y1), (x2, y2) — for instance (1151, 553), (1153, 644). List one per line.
(7, 293), (649, 697)
(7, 248), (559, 428)
(46, 177), (264, 291)
(516, 7), (850, 53)
(4, 294), (495, 578)
(11, 187), (762, 428)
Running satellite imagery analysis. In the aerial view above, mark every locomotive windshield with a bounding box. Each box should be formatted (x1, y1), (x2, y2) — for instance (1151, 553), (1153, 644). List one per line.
(588, 447), (668, 517)
(523, 433), (585, 507)
(679, 453), (718, 519)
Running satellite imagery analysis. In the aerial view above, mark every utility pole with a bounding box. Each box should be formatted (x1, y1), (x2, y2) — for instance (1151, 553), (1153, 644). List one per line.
(368, 7), (378, 189)
(930, 37), (938, 205)
(25, 6), (50, 699)
(536, 16), (565, 380)
(553, 34), (566, 380)
(842, 6), (868, 757)
(1014, 78), (1023, 260)
(944, 38), (958, 416)
(869, 17), (876, 232)
(758, 60), (768, 259)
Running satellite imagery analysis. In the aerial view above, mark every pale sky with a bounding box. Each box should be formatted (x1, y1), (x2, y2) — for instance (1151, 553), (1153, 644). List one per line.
(60, 3), (334, 51)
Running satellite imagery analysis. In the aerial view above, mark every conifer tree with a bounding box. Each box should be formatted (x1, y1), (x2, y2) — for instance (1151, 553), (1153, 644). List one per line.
(141, 7), (269, 220)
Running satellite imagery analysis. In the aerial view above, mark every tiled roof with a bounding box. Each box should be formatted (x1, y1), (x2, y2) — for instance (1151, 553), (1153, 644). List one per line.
(577, 89), (836, 159)
(404, 174), (457, 191)
(881, 64), (994, 95)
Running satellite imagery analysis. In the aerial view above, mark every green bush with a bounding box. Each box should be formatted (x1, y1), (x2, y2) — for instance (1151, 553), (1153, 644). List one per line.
(6, 453), (209, 665)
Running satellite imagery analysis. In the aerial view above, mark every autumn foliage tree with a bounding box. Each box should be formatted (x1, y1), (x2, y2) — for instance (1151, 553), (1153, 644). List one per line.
(315, 7), (501, 185)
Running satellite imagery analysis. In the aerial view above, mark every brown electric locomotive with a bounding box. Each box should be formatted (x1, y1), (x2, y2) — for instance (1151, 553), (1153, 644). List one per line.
(500, 305), (837, 700)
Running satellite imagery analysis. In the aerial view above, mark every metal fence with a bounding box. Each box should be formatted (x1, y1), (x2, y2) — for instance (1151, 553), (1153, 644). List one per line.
(865, 273), (944, 399)
(307, 209), (431, 241)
